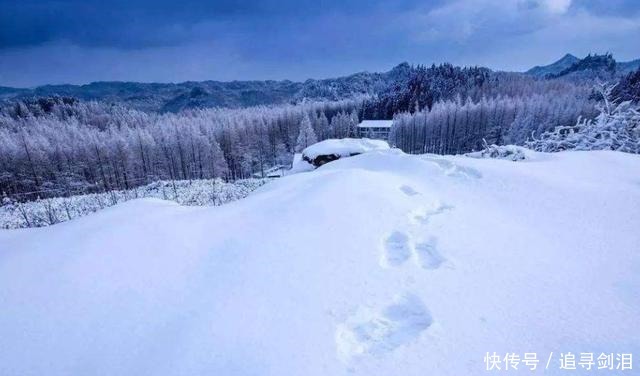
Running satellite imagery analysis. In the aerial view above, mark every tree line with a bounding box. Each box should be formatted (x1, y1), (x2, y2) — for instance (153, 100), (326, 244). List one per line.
(389, 92), (596, 155)
(0, 99), (360, 199)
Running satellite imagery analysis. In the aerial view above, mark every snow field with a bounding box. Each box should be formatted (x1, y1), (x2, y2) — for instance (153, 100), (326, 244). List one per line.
(0, 149), (638, 375)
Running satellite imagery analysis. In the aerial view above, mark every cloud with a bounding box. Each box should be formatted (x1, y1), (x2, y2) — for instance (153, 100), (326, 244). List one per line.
(540, 0), (572, 14)
(0, 0), (420, 49)
(390, 0), (639, 72)
(405, 0), (569, 44)
(433, 6), (640, 71)
(0, 0), (638, 86)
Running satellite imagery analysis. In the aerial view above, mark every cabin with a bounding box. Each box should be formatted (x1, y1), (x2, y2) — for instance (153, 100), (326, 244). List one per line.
(357, 120), (393, 140)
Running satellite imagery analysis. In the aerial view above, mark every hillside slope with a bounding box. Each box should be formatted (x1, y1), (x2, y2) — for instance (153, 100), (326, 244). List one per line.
(0, 150), (639, 375)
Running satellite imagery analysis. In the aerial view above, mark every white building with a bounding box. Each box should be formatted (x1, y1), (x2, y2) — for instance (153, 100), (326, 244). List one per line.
(357, 120), (393, 140)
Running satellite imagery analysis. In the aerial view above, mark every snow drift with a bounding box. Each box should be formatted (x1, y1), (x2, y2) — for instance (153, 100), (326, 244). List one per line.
(0, 149), (639, 376)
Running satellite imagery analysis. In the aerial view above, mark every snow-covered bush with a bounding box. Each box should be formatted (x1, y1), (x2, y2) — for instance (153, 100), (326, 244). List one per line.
(527, 84), (640, 153)
(465, 140), (527, 161)
(0, 178), (268, 229)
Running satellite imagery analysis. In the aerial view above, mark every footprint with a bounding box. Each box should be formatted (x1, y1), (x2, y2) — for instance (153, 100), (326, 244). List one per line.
(414, 239), (445, 269)
(411, 203), (453, 225)
(381, 231), (412, 267)
(336, 294), (433, 362)
(399, 185), (420, 196)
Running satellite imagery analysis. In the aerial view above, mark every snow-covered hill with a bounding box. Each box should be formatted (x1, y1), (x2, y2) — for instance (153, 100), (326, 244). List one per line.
(0, 149), (639, 375)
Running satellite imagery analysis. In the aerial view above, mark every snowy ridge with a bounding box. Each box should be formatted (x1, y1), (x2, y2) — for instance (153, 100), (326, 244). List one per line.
(0, 149), (639, 375)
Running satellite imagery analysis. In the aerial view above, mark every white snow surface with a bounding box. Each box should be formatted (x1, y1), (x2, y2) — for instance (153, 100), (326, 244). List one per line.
(1, 149), (639, 375)
(302, 138), (390, 159)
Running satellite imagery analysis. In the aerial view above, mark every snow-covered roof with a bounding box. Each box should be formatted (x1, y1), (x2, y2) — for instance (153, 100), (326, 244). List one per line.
(357, 120), (393, 128)
(301, 138), (390, 160)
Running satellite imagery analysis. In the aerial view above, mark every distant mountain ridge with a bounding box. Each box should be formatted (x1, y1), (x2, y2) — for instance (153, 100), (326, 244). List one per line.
(1, 54), (639, 113)
(526, 53), (640, 79)
(618, 58), (640, 73)
(526, 53), (580, 78)
(0, 63), (412, 113)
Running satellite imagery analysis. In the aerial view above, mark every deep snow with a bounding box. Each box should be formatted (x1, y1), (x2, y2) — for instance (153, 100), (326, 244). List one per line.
(0, 149), (639, 375)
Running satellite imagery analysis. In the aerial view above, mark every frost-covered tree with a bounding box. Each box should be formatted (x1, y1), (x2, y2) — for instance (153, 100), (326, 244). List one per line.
(0, 98), (361, 199)
(389, 92), (594, 155)
(612, 68), (640, 104)
(527, 84), (640, 153)
(348, 110), (359, 137)
(210, 139), (230, 179)
(295, 114), (318, 152)
(330, 112), (352, 138)
(314, 111), (330, 140)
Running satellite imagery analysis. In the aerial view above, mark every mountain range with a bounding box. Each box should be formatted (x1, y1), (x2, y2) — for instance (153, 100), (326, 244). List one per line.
(1, 54), (638, 113)
(0, 63), (412, 113)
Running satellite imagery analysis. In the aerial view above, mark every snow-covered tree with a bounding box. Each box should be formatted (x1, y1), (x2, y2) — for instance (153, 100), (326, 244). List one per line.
(348, 110), (359, 137)
(295, 114), (318, 152)
(317, 111), (330, 140)
(210, 139), (230, 179)
(389, 90), (595, 155)
(0, 98), (362, 198)
(527, 84), (640, 153)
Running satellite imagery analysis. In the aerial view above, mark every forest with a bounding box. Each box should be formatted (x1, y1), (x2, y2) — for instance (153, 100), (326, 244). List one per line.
(0, 98), (361, 199)
(1, 56), (639, 201)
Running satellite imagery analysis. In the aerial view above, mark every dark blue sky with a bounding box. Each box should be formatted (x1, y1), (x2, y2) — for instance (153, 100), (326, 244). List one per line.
(1, 0), (639, 87)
